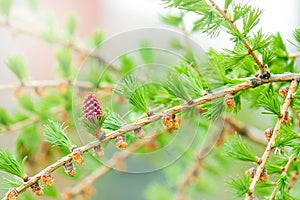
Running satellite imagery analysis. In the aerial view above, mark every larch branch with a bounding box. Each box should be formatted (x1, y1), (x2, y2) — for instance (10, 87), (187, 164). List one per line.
(246, 80), (299, 199)
(2, 73), (300, 200)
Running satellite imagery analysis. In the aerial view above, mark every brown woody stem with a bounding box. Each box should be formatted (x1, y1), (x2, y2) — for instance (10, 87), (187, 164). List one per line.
(3, 73), (300, 200)
(246, 80), (299, 199)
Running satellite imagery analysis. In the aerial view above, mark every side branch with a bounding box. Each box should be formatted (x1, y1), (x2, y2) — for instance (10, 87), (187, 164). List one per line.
(0, 80), (114, 92)
(246, 80), (299, 199)
(269, 153), (297, 200)
(208, 0), (266, 74)
(0, 17), (119, 73)
(65, 131), (162, 199)
(3, 73), (300, 199)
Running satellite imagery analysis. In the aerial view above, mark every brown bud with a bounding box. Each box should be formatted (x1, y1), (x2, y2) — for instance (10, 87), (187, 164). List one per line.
(30, 182), (43, 196)
(264, 128), (273, 142)
(246, 167), (256, 180)
(144, 139), (159, 151)
(279, 86), (289, 98)
(62, 190), (73, 200)
(134, 128), (144, 138)
(34, 87), (47, 97)
(224, 94), (235, 109)
(93, 145), (104, 158)
(80, 185), (95, 199)
(116, 135), (127, 149)
(41, 171), (54, 186)
(13, 87), (22, 98)
(58, 83), (68, 94)
(71, 148), (84, 165)
(260, 168), (269, 183)
(64, 161), (76, 176)
(283, 115), (291, 125)
(6, 189), (18, 200)
(162, 112), (181, 133)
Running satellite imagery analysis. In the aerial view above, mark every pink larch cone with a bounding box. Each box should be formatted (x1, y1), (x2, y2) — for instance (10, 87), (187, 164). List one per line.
(82, 93), (103, 122)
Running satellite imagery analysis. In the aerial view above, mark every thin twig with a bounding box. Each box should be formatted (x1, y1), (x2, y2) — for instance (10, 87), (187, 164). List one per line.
(269, 153), (297, 200)
(208, 0), (266, 74)
(3, 73), (300, 200)
(246, 80), (299, 200)
(291, 107), (300, 126)
(288, 170), (299, 190)
(0, 80), (114, 92)
(175, 116), (266, 200)
(222, 116), (267, 146)
(289, 52), (300, 59)
(65, 131), (162, 199)
(0, 106), (64, 135)
(0, 17), (119, 73)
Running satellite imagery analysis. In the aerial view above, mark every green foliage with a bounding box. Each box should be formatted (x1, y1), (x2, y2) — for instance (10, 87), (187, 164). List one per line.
(16, 125), (40, 159)
(82, 114), (106, 134)
(120, 55), (135, 76)
(55, 48), (72, 79)
(0, 108), (12, 126)
(65, 14), (77, 39)
(164, 72), (192, 102)
(0, 176), (23, 190)
(275, 126), (299, 148)
(265, 161), (284, 175)
(161, 14), (183, 27)
(175, 64), (206, 97)
(291, 28), (300, 51)
(224, 0), (233, 9)
(241, 7), (262, 35)
(274, 173), (289, 198)
(18, 94), (35, 113)
(224, 134), (258, 162)
(44, 120), (74, 151)
(0, 0), (13, 16)
(90, 31), (104, 48)
(201, 98), (225, 120)
(139, 41), (153, 64)
(5, 56), (28, 81)
(43, 186), (58, 198)
(114, 75), (149, 113)
(103, 110), (126, 131)
(226, 174), (251, 197)
(257, 87), (281, 116)
(0, 149), (26, 178)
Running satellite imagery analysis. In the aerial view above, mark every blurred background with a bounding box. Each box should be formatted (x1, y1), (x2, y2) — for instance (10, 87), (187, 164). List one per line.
(0, 0), (299, 199)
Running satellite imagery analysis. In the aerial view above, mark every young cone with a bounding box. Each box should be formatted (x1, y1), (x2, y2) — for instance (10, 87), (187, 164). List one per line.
(41, 171), (54, 186)
(30, 182), (43, 196)
(71, 148), (85, 165)
(162, 112), (181, 133)
(64, 161), (76, 176)
(116, 135), (127, 149)
(82, 93), (105, 136)
(6, 189), (18, 200)
(224, 94), (235, 109)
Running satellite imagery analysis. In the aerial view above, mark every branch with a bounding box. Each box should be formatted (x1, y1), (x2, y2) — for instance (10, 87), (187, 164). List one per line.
(0, 80), (114, 92)
(222, 117), (267, 146)
(269, 153), (297, 200)
(208, 0), (266, 74)
(0, 106), (64, 135)
(288, 170), (299, 190)
(3, 73), (300, 199)
(175, 116), (266, 200)
(0, 17), (119, 73)
(289, 52), (300, 59)
(64, 131), (162, 199)
(246, 80), (299, 199)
